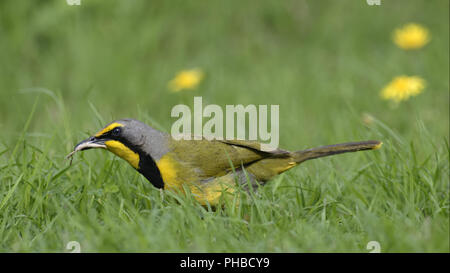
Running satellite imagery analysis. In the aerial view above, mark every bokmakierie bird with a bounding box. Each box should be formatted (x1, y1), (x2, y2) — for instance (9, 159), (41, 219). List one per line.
(67, 119), (382, 205)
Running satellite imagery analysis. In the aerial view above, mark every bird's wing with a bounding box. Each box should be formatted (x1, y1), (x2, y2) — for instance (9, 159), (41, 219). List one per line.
(163, 138), (289, 180)
(218, 139), (290, 156)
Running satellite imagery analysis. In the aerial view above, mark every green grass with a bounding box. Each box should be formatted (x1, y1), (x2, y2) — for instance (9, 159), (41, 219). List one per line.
(0, 0), (448, 252)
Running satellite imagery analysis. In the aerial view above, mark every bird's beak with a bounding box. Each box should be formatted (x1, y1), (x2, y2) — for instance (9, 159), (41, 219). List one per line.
(66, 136), (107, 159)
(74, 136), (107, 151)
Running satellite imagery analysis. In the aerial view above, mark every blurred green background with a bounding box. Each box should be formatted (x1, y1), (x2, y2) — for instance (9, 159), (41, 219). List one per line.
(0, 0), (448, 252)
(1, 0), (448, 144)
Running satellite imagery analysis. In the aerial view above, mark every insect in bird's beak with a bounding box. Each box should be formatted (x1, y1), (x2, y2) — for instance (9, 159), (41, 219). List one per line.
(66, 136), (107, 165)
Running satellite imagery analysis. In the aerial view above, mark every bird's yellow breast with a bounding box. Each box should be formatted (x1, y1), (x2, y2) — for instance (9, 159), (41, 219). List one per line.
(156, 154), (235, 206)
(156, 155), (179, 190)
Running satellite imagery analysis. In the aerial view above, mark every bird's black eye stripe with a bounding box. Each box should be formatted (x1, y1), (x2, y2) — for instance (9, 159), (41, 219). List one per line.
(97, 127), (122, 139)
(111, 127), (121, 136)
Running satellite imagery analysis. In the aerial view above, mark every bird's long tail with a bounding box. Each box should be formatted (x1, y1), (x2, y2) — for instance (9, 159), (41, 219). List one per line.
(293, 140), (382, 163)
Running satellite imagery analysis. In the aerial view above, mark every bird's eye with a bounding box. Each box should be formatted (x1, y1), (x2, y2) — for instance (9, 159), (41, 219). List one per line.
(111, 127), (121, 136)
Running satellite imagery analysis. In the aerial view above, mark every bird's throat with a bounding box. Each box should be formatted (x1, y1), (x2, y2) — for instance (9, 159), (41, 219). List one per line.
(105, 140), (140, 169)
(104, 140), (165, 189)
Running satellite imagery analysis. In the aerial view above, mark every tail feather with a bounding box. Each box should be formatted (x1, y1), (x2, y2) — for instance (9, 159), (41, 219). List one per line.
(293, 140), (382, 163)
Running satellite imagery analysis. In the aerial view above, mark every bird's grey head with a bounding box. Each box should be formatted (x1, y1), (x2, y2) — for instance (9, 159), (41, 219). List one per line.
(72, 118), (168, 160)
(101, 118), (152, 149)
(69, 118), (167, 189)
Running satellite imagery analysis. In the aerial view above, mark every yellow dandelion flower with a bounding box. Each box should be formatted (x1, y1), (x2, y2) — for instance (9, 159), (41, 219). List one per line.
(393, 23), (430, 50)
(168, 68), (204, 92)
(381, 76), (425, 103)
